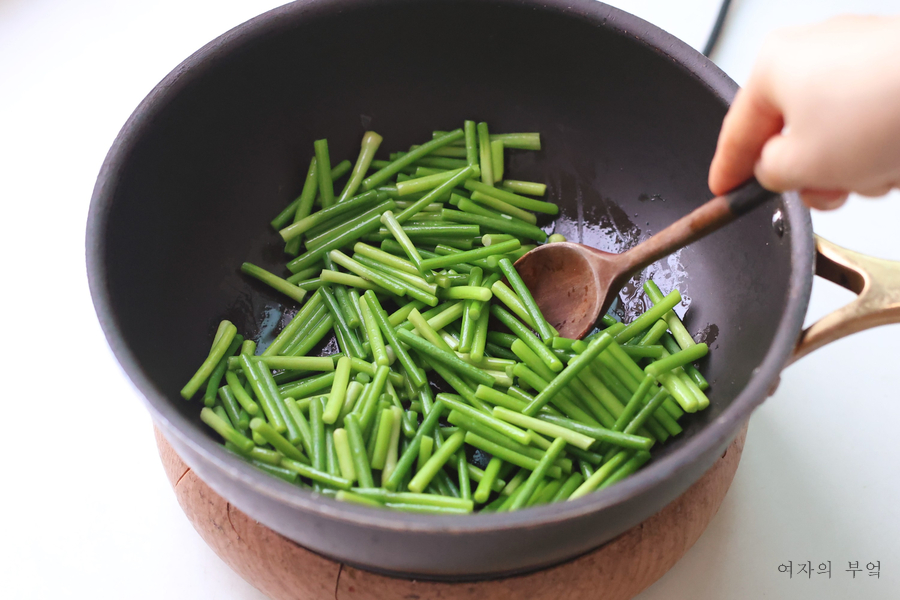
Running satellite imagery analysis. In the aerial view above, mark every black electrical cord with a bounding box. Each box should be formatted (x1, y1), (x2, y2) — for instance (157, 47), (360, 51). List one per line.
(702, 0), (733, 57)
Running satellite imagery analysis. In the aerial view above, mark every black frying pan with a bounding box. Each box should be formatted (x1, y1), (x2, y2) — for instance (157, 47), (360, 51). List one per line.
(85, 0), (899, 578)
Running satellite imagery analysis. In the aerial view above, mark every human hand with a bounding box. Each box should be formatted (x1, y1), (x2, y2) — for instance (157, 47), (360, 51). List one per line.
(708, 15), (900, 210)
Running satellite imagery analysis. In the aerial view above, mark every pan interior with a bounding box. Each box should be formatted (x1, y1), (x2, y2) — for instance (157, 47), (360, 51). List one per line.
(92, 0), (799, 541)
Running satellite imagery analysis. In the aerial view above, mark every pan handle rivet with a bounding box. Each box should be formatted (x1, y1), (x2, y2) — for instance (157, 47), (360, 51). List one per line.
(771, 209), (785, 237)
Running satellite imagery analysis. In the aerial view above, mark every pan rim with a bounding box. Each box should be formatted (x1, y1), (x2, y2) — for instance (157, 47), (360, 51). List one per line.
(86, 0), (815, 540)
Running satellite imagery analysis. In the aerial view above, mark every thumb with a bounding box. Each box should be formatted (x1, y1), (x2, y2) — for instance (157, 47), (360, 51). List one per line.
(753, 133), (809, 192)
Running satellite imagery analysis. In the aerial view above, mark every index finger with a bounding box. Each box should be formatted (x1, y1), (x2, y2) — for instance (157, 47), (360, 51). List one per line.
(708, 87), (784, 196)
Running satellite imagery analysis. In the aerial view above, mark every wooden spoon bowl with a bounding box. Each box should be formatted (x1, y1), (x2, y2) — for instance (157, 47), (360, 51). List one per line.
(513, 242), (629, 339)
(516, 180), (778, 339)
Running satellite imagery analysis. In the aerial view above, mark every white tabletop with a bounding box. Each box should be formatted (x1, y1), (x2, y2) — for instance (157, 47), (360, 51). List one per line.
(1, 1), (896, 598)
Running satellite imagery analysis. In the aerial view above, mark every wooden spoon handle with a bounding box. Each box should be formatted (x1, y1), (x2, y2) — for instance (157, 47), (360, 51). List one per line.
(621, 179), (778, 274)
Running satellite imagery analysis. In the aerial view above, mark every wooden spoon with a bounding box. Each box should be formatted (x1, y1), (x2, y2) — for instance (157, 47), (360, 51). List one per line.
(514, 179), (778, 339)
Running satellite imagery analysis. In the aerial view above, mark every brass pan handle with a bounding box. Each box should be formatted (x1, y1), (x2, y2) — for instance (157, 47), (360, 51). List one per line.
(790, 236), (900, 364)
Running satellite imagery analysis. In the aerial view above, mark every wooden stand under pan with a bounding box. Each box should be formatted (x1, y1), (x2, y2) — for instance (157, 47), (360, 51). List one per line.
(156, 424), (747, 600)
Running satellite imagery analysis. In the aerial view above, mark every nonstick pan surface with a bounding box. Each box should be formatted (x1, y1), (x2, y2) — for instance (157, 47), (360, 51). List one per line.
(86, 0), (814, 577)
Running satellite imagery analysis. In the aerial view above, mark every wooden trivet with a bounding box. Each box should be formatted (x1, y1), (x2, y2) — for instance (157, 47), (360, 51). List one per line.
(156, 423), (746, 599)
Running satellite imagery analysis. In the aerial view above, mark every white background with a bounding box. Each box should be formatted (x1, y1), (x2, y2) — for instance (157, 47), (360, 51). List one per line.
(1, 0), (897, 598)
